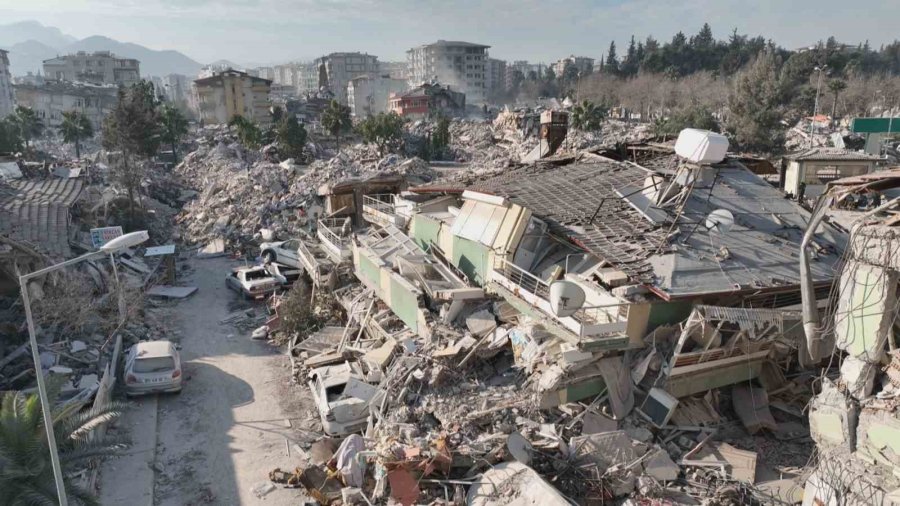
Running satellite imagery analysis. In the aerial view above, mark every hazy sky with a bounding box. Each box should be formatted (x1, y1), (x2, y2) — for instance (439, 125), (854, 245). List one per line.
(0, 0), (897, 65)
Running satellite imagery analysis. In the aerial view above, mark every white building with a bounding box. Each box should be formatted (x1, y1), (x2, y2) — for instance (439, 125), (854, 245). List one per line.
(160, 74), (190, 103)
(347, 75), (407, 118)
(553, 56), (594, 78)
(13, 81), (118, 129)
(43, 51), (140, 87)
(296, 62), (320, 97)
(0, 50), (14, 117)
(407, 40), (490, 105)
(378, 61), (408, 80)
(314, 52), (379, 104)
(486, 58), (507, 96)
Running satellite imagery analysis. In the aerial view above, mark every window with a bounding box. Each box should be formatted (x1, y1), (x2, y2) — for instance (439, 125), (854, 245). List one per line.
(133, 357), (175, 373)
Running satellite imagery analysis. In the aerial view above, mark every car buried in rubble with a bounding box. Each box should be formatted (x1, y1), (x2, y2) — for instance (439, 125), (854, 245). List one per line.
(226, 265), (281, 300)
(307, 362), (379, 436)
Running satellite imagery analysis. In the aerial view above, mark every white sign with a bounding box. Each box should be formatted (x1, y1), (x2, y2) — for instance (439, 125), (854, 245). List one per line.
(90, 226), (124, 249)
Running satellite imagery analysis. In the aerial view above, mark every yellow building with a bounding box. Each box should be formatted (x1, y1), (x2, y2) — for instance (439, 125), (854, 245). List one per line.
(192, 69), (272, 126)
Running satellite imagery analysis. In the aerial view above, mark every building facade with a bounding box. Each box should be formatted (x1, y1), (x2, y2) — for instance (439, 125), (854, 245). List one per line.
(13, 81), (118, 129)
(192, 69), (273, 126)
(295, 63), (320, 97)
(553, 56), (594, 78)
(0, 50), (14, 118)
(389, 83), (465, 120)
(486, 58), (507, 97)
(160, 73), (190, 103)
(407, 40), (490, 106)
(314, 53), (379, 104)
(42, 51), (140, 87)
(347, 75), (408, 118)
(378, 61), (408, 81)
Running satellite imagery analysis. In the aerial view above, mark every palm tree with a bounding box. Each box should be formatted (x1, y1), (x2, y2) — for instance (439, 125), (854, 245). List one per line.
(159, 105), (189, 165)
(827, 79), (848, 128)
(320, 100), (351, 152)
(0, 388), (127, 505)
(12, 106), (43, 149)
(59, 111), (94, 159)
(570, 100), (605, 131)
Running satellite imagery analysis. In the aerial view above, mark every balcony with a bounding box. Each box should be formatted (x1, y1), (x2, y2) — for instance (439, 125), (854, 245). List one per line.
(491, 259), (629, 349)
(316, 217), (352, 263)
(362, 194), (407, 228)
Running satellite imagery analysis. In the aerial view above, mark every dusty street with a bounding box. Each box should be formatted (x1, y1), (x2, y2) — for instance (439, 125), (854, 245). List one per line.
(100, 256), (318, 505)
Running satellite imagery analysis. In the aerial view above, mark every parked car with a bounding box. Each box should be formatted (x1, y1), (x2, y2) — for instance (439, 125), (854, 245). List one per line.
(226, 265), (279, 299)
(124, 340), (182, 396)
(308, 362), (379, 436)
(260, 239), (302, 268)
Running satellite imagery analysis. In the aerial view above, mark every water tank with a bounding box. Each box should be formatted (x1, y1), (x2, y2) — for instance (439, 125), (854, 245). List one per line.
(675, 129), (729, 165)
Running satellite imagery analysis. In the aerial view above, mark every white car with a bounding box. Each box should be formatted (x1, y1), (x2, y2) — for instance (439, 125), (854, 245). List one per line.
(226, 265), (279, 299)
(124, 340), (182, 396)
(260, 239), (302, 268)
(308, 362), (379, 436)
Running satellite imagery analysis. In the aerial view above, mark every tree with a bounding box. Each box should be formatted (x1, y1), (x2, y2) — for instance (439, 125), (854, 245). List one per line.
(228, 115), (262, 150)
(0, 387), (127, 505)
(544, 67), (556, 82)
(357, 111), (404, 156)
(59, 110), (93, 159)
(12, 106), (43, 148)
(102, 81), (163, 221)
(159, 104), (189, 165)
(275, 114), (307, 159)
(827, 78), (848, 127)
(0, 116), (23, 153)
(431, 115), (451, 159)
(570, 100), (606, 131)
(656, 105), (720, 137)
(321, 100), (351, 152)
(726, 50), (785, 152)
(605, 41), (619, 75)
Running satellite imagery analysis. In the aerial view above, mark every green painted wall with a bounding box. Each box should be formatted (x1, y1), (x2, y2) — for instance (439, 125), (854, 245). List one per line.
(410, 214), (441, 252)
(389, 276), (420, 333)
(452, 236), (490, 286)
(358, 253), (380, 288)
(647, 300), (694, 330)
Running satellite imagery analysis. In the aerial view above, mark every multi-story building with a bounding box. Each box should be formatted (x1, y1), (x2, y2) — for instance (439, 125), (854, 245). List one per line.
(296, 62), (320, 97)
(389, 82), (465, 120)
(199, 63), (235, 78)
(192, 69), (272, 127)
(486, 58), (507, 97)
(160, 74), (190, 103)
(378, 61), (408, 81)
(407, 40), (490, 106)
(347, 75), (407, 118)
(314, 52), (379, 104)
(553, 56), (594, 78)
(254, 67), (276, 81)
(13, 81), (118, 129)
(42, 51), (140, 87)
(274, 64), (299, 87)
(0, 49), (14, 117)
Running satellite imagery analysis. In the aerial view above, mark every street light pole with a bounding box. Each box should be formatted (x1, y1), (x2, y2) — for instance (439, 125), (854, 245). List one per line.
(809, 65), (828, 147)
(17, 231), (149, 506)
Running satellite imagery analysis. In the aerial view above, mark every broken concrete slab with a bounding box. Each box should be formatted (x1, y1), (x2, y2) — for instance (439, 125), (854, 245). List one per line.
(146, 285), (198, 299)
(467, 462), (569, 506)
(642, 448), (679, 481)
(732, 384), (778, 434)
(197, 238), (226, 258)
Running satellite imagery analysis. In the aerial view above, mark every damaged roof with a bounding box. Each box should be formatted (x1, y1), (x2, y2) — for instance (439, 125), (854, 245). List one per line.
(0, 178), (84, 257)
(784, 147), (885, 162)
(470, 156), (845, 299)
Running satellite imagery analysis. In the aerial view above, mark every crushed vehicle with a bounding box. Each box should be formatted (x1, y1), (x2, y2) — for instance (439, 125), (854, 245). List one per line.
(307, 362), (379, 436)
(259, 239), (302, 268)
(226, 265), (280, 300)
(124, 340), (183, 396)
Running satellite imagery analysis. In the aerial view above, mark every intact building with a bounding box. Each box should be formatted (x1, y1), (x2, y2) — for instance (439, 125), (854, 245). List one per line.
(407, 40), (490, 105)
(314, 52), (379, 104)
(347, 75), (407, 118)
(13, 81), (118, 129)
(296, 63), (320, 97)
(192, 69), (272, 126)
(553, 56), (594, 78)
(486, 58), (507, 96)
(43, 51), (140, 87)
(0, 49), (14, 117)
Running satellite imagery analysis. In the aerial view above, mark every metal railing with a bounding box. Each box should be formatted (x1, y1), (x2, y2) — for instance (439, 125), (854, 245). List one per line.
(317, 217), (350, 250)
(363, 194), (396, 214)
(495, 259), (550, 300)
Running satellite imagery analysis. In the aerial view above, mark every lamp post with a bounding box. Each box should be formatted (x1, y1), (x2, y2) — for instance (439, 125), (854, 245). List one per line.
(809, 65), (828, 147)
(19, 230), (149, 506)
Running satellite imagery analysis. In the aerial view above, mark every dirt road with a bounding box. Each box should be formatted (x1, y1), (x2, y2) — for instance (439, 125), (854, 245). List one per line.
(101, 256), (318, 505)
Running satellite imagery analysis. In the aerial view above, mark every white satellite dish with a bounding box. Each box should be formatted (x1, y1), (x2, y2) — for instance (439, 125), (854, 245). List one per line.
(705, 209), (735, 234)
(549, 280), (586, 318)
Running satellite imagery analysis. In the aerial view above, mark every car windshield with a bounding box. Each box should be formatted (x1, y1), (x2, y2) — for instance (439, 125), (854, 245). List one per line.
(133, 356), (175, 373)
(245, 270), (270, 280)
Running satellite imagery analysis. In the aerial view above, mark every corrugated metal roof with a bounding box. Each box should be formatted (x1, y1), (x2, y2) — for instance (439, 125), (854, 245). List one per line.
(0, 179), (84, 257)
(784, 147), (884, 162)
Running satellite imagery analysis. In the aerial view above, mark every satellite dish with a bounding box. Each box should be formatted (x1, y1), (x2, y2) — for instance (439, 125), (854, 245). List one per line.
(705, 209), (735, 234)
(549, 280), (586, 318)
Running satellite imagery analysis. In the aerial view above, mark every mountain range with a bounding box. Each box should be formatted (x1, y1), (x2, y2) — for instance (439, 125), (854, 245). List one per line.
(0, 21), (205, 78)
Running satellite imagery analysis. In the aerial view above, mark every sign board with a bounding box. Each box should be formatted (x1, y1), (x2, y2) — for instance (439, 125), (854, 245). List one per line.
(145, 244), (176, 256)
(850, 117), (900, 134)
(90, 226), (124, 249)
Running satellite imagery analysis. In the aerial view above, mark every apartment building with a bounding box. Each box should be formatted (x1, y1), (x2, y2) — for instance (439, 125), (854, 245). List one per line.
(13, 81), (118, 129)
(296, 62), (321, 97)
(378, 61), (408, 80)
(347, 75), (407, 118)
(43, 51), (140, 87)
(314, 52), (379, 104)
(553, 56), (594, 78)
(0, 50), (14, 117)
(407, 40), (490, 106)
(486, 58), (507, 96)
(192, 69), (272, 126)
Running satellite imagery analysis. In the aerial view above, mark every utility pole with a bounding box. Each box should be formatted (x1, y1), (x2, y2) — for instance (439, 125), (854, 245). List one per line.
(809, 65), (828, 148)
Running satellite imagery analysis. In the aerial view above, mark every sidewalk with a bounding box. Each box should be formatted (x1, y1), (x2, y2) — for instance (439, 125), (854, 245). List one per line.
(99, 394), (158, 506)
